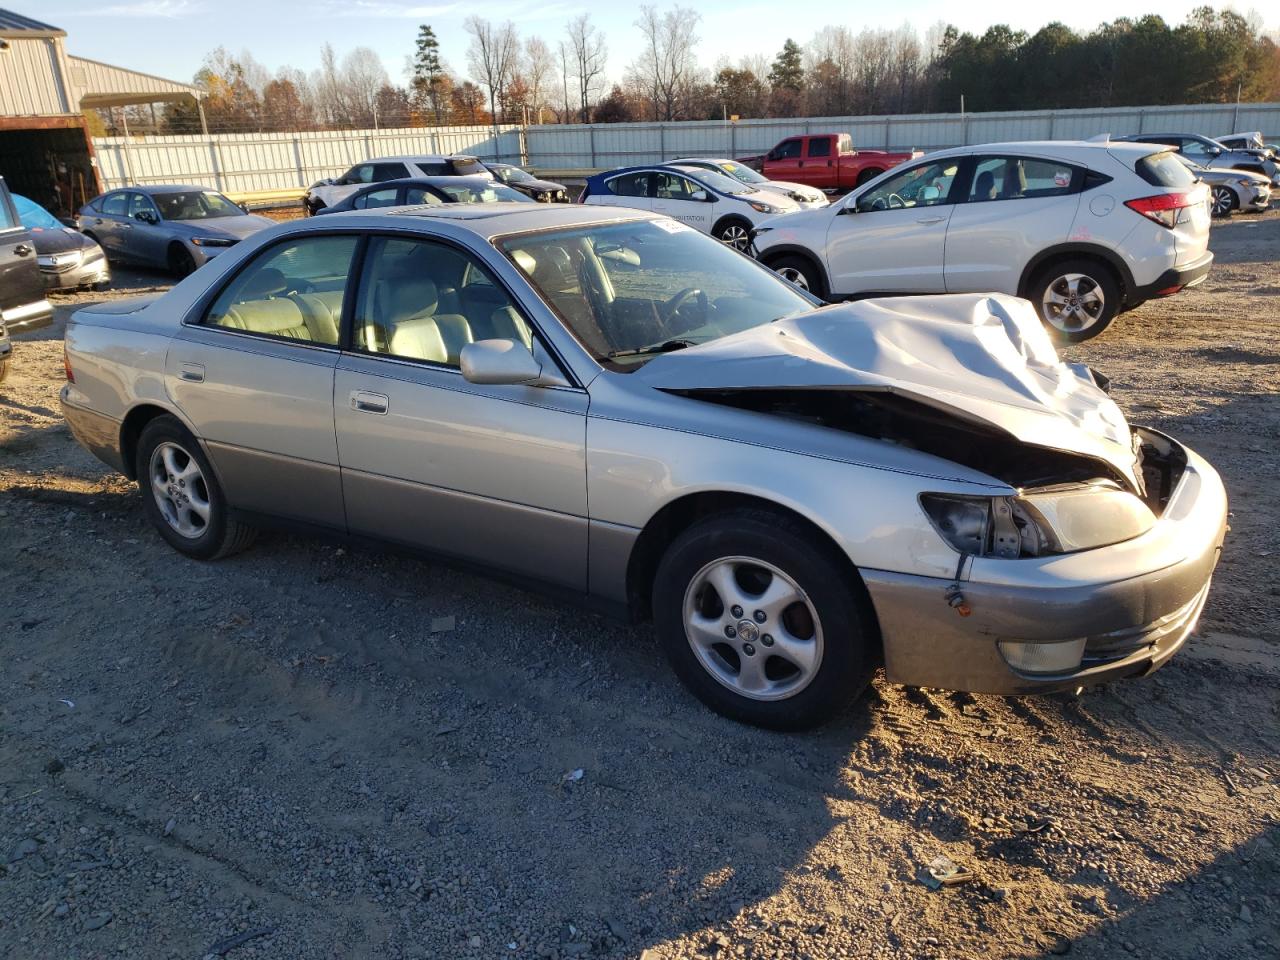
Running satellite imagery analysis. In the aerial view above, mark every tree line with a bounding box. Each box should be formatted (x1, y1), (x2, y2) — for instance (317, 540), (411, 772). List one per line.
(113, 5), (1278, 136)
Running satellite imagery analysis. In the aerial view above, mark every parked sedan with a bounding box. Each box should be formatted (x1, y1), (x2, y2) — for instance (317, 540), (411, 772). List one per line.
(12, 193), (110, 291)
(314, 176), (533, 215)
(78, 186), (274, 277)
(669, 157), (829, 208)
(0, 175), (53, 382)
(581, 163), (801, 250)
(60, 204), (1227, 730)
(1177, 156), (1272, 216)
(485, 163), (570, 202)
(1116, 133), (1280, 187)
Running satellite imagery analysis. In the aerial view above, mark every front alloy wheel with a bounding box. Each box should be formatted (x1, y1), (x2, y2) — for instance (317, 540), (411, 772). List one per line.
(1210, 185), (1237, 217)
(653, 509), (878, 729)
(715, 222), (751, 252)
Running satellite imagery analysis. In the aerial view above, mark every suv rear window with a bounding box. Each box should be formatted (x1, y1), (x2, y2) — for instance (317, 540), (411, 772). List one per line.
(1135, 151), (1197, 188)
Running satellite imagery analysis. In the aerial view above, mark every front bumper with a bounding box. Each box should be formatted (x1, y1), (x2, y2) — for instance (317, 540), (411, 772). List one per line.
(40, 257), (110, 291)
(863, 435), (1227, 695)
(0, 298), (54, 335)
(1132, 249), (1213, 300)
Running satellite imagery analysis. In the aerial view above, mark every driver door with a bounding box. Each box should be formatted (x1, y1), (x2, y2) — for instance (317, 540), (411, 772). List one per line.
(649, 172), (714, 234)
(824, 157), (965, 295)
(126, 192), (168, 268)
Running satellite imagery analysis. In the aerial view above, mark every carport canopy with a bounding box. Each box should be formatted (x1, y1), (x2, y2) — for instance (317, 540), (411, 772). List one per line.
(67, 55), (203, 111)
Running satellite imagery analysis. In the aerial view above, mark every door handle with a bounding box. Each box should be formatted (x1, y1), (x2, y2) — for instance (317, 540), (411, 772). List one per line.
(14, 243), (31, 256)
(916, 216), (945, 225)
(178, 362), (205, 383)
(350, 390), (389, 415)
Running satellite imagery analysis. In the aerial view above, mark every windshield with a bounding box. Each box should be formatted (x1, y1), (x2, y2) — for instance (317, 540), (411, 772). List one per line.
(437, 182), (529, 203)
(12, 194), (61, 230)
(681, 169), (753, 196)
(499, 219), (816, 368)
(496, 166), (537, 184)
(153, 191), (244, 221)
(716, 161), (767, 185)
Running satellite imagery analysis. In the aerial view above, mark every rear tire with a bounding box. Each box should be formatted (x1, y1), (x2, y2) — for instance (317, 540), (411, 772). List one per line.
(855, 168), (883, 186)
(136, 415), (256, 561)
(652, 509), (878, 730)
(770, 255), (825, 299)
(167, 244), (197, 278)
(1210, 185), (1237, 218)
(1028, 257), (1120, 343)
(0, 357), (9, 383)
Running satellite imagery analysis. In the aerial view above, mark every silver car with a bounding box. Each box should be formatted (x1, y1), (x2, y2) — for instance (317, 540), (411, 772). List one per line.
(77, 185), (274, 277)
(1177, 156), (1272, 216)
(59, 204), (1228, 729)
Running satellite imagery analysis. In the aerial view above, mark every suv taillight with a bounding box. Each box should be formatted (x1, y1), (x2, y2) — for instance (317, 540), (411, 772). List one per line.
(1124, 192), (1197, 229)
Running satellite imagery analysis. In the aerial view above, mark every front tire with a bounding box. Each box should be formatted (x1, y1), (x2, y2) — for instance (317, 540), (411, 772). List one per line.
(1210, 185), (1237, 218)
(652, 510), (878, 730)
(712, 217), (752, 252)
(1029, 258), (1120, 343)
(769, 255), (825, 299)
(136, 416), (255, 560)
(167, 244), (197, 278)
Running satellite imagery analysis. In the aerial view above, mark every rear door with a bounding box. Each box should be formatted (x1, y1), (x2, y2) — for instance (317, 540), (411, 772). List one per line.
(943, 155), (1082, 295)
(591, 172), (653, 214)
(126, 192), (168, 267)
(825, 156), (963, 295)
(797, 137), (833, 187)
(0, 181), (45, 319)
(351, 186), (404, 211)
(166, 233), (359, 527)
(88, 191), (130, 255)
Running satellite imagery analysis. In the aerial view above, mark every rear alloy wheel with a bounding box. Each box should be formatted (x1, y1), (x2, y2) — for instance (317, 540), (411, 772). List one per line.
(167, 244), (197, 278)
(713, 218), (752, 252)
(1210, 185), (1237, 218)
(136, 415), (255, 560)
(1030, 258), (1120, 343)
(770, 255), (824, 299)
(653, 510), (878, 730)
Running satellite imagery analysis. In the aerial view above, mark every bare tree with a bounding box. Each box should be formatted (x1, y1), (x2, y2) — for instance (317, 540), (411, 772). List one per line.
(343, 47), (390, 128)
(465, 16), (519, 130)
(524, 36), (555, 124)
(565, 14), (608, 123)
(556, 40), (573, 122)
(629, 5), (702, 121)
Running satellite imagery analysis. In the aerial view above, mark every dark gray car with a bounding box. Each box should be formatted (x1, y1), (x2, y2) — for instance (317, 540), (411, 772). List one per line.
(485, 163), (570, 202)
(77, 185), (274, 277)
(13, 193), (110, 290)
(0, 176), (52, 382)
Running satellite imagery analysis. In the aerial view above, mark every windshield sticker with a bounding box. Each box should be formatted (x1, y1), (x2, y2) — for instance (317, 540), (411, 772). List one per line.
(652, 218), (693, 233)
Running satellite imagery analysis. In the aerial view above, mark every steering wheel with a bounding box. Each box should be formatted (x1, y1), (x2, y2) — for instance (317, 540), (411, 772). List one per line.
(886, 193), (906, 209)
(659, 287), (708, 329)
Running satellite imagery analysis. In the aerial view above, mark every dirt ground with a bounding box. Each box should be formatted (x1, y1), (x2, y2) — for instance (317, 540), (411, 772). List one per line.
(1, 211), (1278, 960)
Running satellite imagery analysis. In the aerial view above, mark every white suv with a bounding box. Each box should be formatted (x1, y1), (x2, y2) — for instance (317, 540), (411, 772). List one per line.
(751, 140), (1213, 342)
(304, 155), (491, 215)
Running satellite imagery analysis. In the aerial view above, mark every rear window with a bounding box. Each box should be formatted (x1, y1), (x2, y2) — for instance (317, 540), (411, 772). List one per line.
(808, 138), (831, 158)
(1136, 151), (1197, 188)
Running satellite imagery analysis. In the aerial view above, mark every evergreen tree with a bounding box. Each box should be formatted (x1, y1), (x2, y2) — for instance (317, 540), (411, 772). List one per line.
(768, 39), (804, 91)
(412, 24), (448, 124)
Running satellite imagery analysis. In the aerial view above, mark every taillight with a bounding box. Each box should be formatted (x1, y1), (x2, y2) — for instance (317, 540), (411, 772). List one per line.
(63, 343), (75, 383)
(1124, 192), (1197, 229)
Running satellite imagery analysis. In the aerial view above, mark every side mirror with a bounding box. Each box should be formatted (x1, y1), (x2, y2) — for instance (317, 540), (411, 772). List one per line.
(460, 339), (543, 385)
(239, 203), (250, 213)
(690, 190), (710, 202)
(134, 211), (156, 224)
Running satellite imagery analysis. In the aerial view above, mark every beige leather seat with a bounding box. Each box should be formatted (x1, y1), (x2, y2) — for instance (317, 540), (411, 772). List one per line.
(388, 316), (449, 364)
(220, 298), (314, 341)
(372, 276), (474, 364)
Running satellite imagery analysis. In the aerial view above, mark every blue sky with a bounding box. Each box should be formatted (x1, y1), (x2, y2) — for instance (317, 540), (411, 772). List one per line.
(43, 1), (1272, 89)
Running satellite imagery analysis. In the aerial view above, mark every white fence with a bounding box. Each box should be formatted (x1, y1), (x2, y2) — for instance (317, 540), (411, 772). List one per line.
(91, 101), (1280, 194)
(92, 125), (524, 194)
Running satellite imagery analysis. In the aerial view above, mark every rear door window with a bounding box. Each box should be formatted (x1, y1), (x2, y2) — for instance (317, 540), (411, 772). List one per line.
(204, 235), (359, 346)
(967, 157), (1079, 201)
(807, 138), (831, 158)
(372, 162), (409, 181)
(1135, 151), (1198, 188)
(607, 173), (652, 197)
(353, 187), (401, 209)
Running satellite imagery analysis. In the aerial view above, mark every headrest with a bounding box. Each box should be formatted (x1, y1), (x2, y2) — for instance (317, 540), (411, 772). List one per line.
(223, 297), (306, 334)
(380, 276), (439, 325)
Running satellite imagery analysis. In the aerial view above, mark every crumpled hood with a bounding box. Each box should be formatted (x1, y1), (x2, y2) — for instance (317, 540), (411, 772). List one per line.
(638, 293), (1139, 488)
(30, 226), (99, 256)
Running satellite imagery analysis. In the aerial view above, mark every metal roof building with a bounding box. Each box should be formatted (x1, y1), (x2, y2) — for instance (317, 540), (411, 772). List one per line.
(0, 8), (203, 213)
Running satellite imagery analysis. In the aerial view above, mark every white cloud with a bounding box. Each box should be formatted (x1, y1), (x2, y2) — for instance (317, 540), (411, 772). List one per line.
(94, 0), (204, 16)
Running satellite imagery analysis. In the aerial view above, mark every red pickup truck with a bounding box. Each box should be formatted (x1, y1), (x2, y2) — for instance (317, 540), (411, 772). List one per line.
(740, 134), (921, 191)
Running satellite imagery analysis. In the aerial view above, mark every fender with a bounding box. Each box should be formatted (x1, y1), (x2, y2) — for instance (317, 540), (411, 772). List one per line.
(1018, 243), (1136, 301)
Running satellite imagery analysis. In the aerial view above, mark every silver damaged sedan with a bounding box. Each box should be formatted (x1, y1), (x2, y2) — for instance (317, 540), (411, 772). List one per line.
(59, 204), (1228, 729)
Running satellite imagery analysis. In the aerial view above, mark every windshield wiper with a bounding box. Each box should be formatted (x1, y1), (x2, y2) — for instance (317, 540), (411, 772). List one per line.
(607, 338), (700, 359)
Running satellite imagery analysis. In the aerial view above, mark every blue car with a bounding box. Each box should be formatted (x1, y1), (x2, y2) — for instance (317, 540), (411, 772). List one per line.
(579, 163), (802, 250)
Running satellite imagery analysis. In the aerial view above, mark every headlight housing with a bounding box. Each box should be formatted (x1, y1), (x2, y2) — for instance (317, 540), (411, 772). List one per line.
(921, 482), (1156, 559)
(749, 201), (780, 214)
(190, 236), (235, 247)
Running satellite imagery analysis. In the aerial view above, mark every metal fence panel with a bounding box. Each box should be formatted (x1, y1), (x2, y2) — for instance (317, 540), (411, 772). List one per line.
(92, 102), (1280, 193)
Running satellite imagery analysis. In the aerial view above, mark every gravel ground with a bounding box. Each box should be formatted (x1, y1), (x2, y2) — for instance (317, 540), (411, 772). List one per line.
(1, 212), (1278, 960)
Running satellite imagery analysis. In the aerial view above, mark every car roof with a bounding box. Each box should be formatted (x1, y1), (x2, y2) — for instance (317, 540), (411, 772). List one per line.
(376, 202), (655, 236)
(123, 184), (222, 195)
(358, 175), (498, 188)
(367, 155), (478, 163)
(930, 139), (1165, 161)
